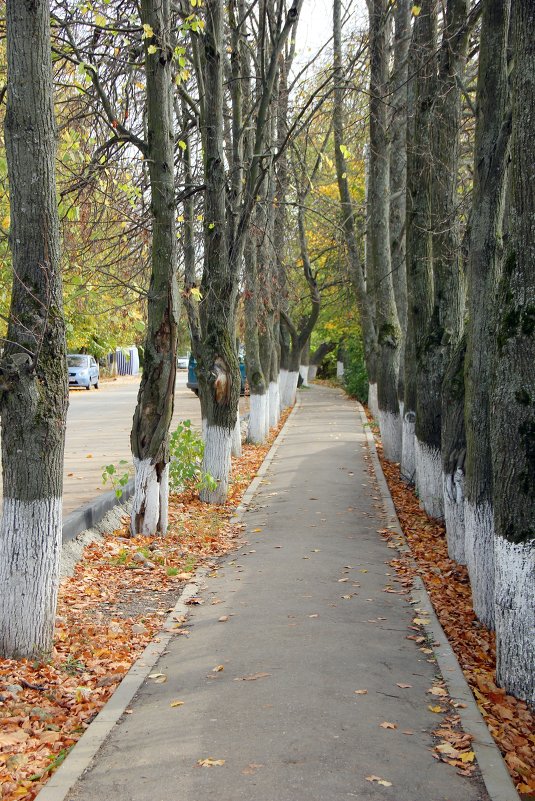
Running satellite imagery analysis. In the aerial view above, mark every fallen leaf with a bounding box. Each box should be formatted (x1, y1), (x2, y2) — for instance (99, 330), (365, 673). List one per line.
(379, 721), (397, 729)
(459, 751), (475, 763)
(252, 528), (262, 533)
(170, 700), (185, 707)
(197, 758), (225, 767)
(241, 762), (264, 775)
(212, 665), (225, 672)
(0, 729), (29, 746)
(413, 618), (430, 625)
(218, 615), (229, 622)
(429, 686), (448, 697)
(366, 775), (393, 787)
(354, 689), (368, 695)
(436, 742), (460, 758)
(428, 705), (444, 713)
(309, 614), (319, 618)
(234, 672), (271, 682)
(396, 683), (412, 689)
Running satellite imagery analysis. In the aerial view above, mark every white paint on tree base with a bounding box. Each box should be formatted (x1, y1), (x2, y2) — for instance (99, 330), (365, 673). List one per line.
(0, 497), (62, 657)
(201, 425), (232, 504)
(494, 537), (535, 707)
(281, 371), (298, 408)
(415, 439), (444, 519)
(201, 418), (207, 440)
(278, 369), (288, 411)
(248, 393), (269, 444)
(464, 500), (495, 630)
(443, 469), (466, 564)
(299, 365), (309, 387)
(308, 364), (318, 381)
(368, 382), (378, 419)
(336, 360), (344, 379)
(131, 458), (164, 536)
(158, 464), (169, 535)
(401, 410), (416, 482)
(231, 409), (242, 458)
(378, 410), (402, 463)
(268, 381), (280, 428)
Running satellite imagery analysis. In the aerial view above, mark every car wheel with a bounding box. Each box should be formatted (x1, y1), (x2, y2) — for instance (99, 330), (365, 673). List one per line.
(86, 382), (91, 390)
(95, 378), (99, 389)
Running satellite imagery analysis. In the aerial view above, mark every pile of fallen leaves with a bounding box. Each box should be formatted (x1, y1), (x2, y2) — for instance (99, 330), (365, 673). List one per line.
(0, 412), (290, 801)
(370, 426), (535, 797)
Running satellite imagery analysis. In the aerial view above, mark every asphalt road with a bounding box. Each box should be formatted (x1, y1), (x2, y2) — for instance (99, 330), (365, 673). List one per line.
(0, 371), (244, 517)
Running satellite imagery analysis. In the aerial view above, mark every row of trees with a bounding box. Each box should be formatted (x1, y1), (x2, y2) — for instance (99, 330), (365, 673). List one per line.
(0, 0), (531, 711)
(356, 0), (533, 706)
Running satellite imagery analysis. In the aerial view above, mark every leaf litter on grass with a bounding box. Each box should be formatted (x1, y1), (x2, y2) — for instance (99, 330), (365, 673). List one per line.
(0, 411), (291, 801)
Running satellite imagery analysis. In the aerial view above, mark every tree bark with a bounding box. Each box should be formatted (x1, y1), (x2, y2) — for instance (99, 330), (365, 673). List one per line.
(415, 0), (469, 519)
(0, 0), (68, 658)
(369, 0), (403, 462)
(464, 0), (511, 628)
(389, 0), (410, 410)
(130, 0), (179, 535)
(401, 0), (437, 483)
(490, 0), (534, 707)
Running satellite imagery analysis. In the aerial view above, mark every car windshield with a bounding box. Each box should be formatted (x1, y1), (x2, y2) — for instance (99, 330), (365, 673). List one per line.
(67, 356), (89, 367)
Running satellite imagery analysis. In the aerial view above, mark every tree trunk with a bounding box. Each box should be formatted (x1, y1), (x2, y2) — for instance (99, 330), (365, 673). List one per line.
(333, 0), (377, 380)
(369, 0), (402, 462)
(244, 226), (269, 444)
(0, 0), (68, 658)
(464, 0), (511, 628)
(401, 0), (437, 482)
(490, 0), (534, 707)
(389, 0), (410, 412)
(130, 0), (179, 535)
(198, 0), (241, 503)
(415, 0), (469, 519)
(300, 338), (310, 387)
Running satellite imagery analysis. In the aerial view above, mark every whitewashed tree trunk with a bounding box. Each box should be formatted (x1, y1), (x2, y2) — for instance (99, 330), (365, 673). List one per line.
(336, 360), (344, 379)
(231, 407), (242, 457)
(401, 409), (416, 482)
(443, 468), (466, 563)
(464, 500), (495, 629)
(131, 458), (169, 536)
(368, 382), (379, 419)
(269, 380), (280, 427)
(299, 365), (309, 386)
(308, 364), (318, 381)
(279, 368), (288, 411)
(0, 0), (68, 658)
(0, 499), (62, 658)
(415, 438), (443, 519)
(281, 370), (298, 408)
(494, 538), (534, 708)
(248, 392), (269, 444)
(378, 410), (402, 463)
(201, 425), (233, 504)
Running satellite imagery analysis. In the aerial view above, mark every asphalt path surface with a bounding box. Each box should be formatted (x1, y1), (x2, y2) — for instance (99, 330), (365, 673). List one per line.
(1, 371), (246, 517)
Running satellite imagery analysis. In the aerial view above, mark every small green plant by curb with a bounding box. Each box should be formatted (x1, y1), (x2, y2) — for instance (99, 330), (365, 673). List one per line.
(169, 420), (217, 494)
(102, 460), (130, 498)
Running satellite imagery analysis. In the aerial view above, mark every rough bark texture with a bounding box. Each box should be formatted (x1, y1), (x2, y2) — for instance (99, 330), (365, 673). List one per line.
(464, 0), (511, 628)
(333, 0), (377, 375)
(415, 0), (469, 519)
(401, 0), (437, 480)
(491, 0), (535, 706)
(130, 0), (179, 535)
(442, 336), (467, 563)
(198, 0), (241, 502)
(369, 0), (402, 462)
(0, 0), (68, 658)
(389, 0), (410, 405)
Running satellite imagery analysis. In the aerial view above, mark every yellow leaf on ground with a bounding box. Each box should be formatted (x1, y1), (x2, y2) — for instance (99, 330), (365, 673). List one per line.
(354, 689), (368, 695)
(366, 775), (393, 787)
(379, 721), (397, 729)
(197, 758), (225, 767)
(170, 700), (185, 707)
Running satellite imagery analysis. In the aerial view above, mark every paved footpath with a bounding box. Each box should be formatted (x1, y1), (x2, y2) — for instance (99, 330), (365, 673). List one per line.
(69, 386), (489, 801)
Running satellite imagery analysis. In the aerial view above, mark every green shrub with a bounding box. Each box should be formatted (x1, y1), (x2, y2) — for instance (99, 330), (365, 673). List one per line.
(169, 420), (216, 494)
(343, 335), (368, 403)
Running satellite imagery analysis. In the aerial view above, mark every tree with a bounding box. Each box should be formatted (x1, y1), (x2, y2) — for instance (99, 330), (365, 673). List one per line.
(368, 0), (402, 462)
(130, 0), (179, 535)
(490, 0), (534, 706)
(464, 0), (511, 628)
(0, 0), (69, 657)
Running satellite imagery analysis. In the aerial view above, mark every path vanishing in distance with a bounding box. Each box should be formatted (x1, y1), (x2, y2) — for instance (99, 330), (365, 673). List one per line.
(70, 385), (490, 801)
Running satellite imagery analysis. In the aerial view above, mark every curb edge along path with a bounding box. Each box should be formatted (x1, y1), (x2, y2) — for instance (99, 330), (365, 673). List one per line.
(35, 401), (300, 801)
(356, 402), (520, 801)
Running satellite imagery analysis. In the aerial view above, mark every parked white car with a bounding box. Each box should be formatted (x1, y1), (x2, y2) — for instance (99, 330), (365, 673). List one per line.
(67, 354), (100, 390)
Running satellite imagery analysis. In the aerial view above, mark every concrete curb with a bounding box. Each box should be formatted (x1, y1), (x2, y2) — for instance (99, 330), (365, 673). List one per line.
(62, 480), (135, 544)
(36, 400), (300, 801)
(356, 402), (520, 801)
